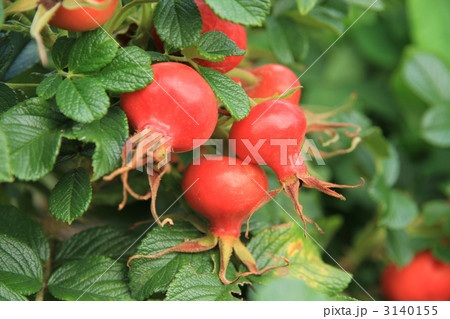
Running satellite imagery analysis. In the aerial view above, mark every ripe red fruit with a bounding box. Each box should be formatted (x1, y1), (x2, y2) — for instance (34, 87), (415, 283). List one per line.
(128, 156), (288, 284)
(382, 251), (450, 301)
(182, 156), (268, 238)
(49, 0), (118, 32)
(239, 64), (301, 104)
(105, 62), (218, 225)
(192, 0), (247, 73)
(230, 99), (362, 231)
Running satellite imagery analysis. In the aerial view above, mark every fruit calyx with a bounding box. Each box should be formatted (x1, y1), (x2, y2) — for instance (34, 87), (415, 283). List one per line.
(280, 165), (365, 233)
(127, 192), (289, 285)
(127, 228), (289, 285)
(104, 127), (174, 227)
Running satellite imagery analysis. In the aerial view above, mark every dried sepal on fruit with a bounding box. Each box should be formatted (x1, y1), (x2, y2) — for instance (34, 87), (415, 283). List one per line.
(230, 99), (363, 233)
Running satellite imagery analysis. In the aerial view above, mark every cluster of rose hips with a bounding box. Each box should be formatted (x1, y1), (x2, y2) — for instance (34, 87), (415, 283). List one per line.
(89, 0), (361, 284)
(14, 0), (449, 299)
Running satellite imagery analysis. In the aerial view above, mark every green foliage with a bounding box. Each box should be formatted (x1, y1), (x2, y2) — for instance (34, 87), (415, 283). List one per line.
(37, 74), (63, 100)
(198, 66), (250, 120)
(204, 0), (271, 26)
(195, 31), (245, 62)
(128, 222), (213, 300)
(247, 224), (352, 296)
(49, 168), (92, 224)
(0, 0), (448, 302)
(0, 235), (43, 295)
(0, 82), (17, 114)
(55, 226), (138, 264)
(0, 282), (28, 301)
(166, 262), (246, 301)
(48, 256), (131, 301)
(0, 205), (50, 262)
(94, 46), (153, 92)
(71, 107), (129, 180)
(68, 30), (118, 74)
(0, 128), (12, 182)
(56, 77), (110, 123)
(0, 98), (68, 181)
(153, 0), (203, 49)
(52, 37), (76, 70)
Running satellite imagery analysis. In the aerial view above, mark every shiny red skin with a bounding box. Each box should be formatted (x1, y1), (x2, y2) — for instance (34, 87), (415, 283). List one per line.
(49, 0), (118, 32)
(192, 0), (247, 73)
(243, 64), (301, 104)
(121, 62), (218, 153)
(381, 251), (450, 301)
(182, 156), (268, 237)
(229, 99), (307, 181)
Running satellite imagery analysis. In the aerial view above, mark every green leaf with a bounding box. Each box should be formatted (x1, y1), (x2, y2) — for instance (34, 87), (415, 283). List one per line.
(165, 263), (243, 301)
(204, 0), (271, 26)
(0, 234), (43, 295)
(0, 282), (27, 301)
(0, 1), (3, 25)
(247, 224), (352, 296)
(402, 52), (450, 105)
(249, 278), (332, 301)
(49, 168), (92, 224)
(51, 37), (75, 70)
(421, 104), (450, 147)
(432, 243), (450, 263)
(55, 226), (138, 263)
(198, 66), (250, 120)
(361, 126), (390, 158)
(297, 0), (318, 15)
(0, 98), (68, 181)
(95, 46), (153, 92)
(36, 74), (63, 100)
(48, 256), (131, 301)
(0, 205), (50, 262)
(422, 200), (450, 225)
(344, 0), (384, 11)
(56, 77), (109, 123)
(147, 51), (170, 62)
(368, 174), (390, 211)
(290, 4), (346, 34)
(72, 107), (128, 180)
(4, 40), (39, 80)
(153, 0), (203, 49)
(128, 221), (213, 300)
(195, 31), (245, 62)
(266, 16), (294, 64)
(381, 190), (419, 229)
(0, 34), (14, 78)
(0, 82), (17, 115)
(408, 0), (450, 65)
(0, 128), (12, 182)
(382, 143), (400, 187)
(68, 30), (118, 73)
(386, 229), (414, 266)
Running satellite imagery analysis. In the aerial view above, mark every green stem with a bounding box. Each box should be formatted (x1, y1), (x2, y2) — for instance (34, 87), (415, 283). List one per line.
(35, 239), (54, 301)
(132, 2), (154, 49)
(167, 55), (190, 62)
(106, 0), (158, 34)
(226, 68), (259, 86)
(5, 83), (38, 88)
